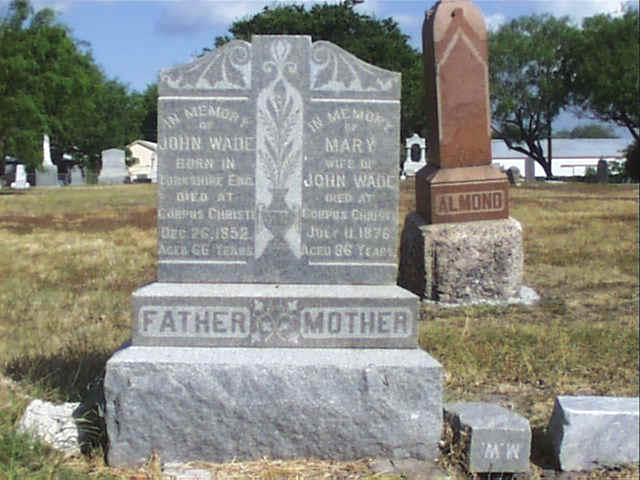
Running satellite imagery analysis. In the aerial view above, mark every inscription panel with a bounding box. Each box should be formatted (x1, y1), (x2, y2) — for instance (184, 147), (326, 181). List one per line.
(157, 36), (401, 284)
(132, 284), (418, 348)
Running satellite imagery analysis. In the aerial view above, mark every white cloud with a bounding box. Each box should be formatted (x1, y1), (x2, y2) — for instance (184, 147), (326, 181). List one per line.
(156, 0), (351, 35)
(531, 0), (629, 23)
(485, 12), (506, 32)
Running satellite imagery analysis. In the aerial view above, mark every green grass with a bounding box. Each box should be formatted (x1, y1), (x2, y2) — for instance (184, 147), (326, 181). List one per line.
(0, 182), (638, 479)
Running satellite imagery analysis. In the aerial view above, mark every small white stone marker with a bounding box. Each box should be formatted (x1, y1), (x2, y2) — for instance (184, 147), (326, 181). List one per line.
(549, 395), (639, 471)
(11, 164), (30, 189)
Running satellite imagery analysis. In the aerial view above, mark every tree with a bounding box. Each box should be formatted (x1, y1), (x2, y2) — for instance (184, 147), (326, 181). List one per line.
(624, 139), (639, 182)
(135, 83), (158, 143)
(566, 7), (639, 141)
(489, 15), (578, 178)
(0, 0), (142, 177)
(212, 3), (424, 139)
(0, 0), (47, 174)
(554, 123), (618, 138)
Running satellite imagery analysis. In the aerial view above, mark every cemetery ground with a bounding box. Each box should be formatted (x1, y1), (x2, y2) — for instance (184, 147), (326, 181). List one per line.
(0, 182), (637, 480)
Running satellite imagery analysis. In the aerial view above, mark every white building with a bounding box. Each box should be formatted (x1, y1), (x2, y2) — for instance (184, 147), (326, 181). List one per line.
(491, 138), (630, 177)
(127, 140), (157, 183)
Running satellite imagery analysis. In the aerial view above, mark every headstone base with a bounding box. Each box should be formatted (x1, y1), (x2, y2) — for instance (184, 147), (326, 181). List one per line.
(398, 213), (523, 303)
(104, 346), (443, 467)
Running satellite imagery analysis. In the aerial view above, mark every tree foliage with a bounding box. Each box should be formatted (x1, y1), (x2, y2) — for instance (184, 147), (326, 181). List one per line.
(0, 0), (143, 176)
(489, 14), (578, 178)
(212, 3), (424, 139)
(566, 7), (639, 141)
(554, 123), (618, 138)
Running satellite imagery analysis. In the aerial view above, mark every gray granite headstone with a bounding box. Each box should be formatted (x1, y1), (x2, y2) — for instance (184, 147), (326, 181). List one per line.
(157, 36), (400, 285)
(596, 158), (608, 183)
(549, 396), (639, 471)
(70, 166), (85, 185)
(100, 148), (128, 184)
(105, 35), (442, 468)
(525, 157), (535, 182)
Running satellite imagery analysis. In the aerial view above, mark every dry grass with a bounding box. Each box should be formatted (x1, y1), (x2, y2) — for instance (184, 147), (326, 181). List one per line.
(0, 181), (638, 479)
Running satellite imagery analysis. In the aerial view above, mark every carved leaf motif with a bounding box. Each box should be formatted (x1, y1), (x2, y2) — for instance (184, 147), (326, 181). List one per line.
(160, 41), (251, 90)
(311, 41), (397, 92)
(223, 53), (246, 89)
(334, 54), (357, 89)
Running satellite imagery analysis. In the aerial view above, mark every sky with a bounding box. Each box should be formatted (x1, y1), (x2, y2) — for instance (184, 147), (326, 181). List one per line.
(1, 0), (635, 132)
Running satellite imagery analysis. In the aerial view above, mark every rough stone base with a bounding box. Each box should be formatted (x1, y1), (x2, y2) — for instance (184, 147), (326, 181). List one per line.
(104, 346), (443, 467)
(398, 213), (523, 303)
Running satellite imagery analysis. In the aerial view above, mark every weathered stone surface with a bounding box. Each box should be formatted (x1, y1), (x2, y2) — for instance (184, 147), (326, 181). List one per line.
(18, 399), (80, 453)
(156, 35), (401, 284)
(398, 212), (523, 302)
(418, 0), (509, 224)
(104, 346), (443, 467)
(445, 402), (531, 473)
(549, 396), (639, 471)
(132, 283), (419, 348)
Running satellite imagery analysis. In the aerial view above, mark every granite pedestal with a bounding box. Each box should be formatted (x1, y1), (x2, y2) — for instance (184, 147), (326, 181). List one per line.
(398, 212), (523, 302)
(105, 347), (443, 466)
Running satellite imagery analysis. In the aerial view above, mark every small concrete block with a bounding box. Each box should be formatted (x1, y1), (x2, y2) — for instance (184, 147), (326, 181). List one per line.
(445, 402), (531, 473)
(549, 396), (640, 471)
(105, 346), (443, 467)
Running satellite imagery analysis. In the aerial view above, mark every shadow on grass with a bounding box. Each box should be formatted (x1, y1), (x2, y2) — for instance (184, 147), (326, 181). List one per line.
(3, 348), (111, 402)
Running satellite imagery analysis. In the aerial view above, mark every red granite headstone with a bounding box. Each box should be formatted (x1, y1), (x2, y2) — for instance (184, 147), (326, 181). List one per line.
(417, 0), (509, 224)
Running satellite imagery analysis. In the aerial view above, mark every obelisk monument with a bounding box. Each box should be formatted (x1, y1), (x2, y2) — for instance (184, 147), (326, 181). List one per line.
(399, 0), (523, 303)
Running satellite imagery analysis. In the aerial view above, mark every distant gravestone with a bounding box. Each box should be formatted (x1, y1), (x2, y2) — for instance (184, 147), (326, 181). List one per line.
(149, 154), (157, 183)
(398, 0), (523, 303)
(70, 166), (85, 185)
(104, 35), (443, 467)
(596, 158), (608, 183)
(506, 166), (520, 185)
(36, 134), (59, 187)
(402, 133), (427, 177)
(11, 164), (30, 189)
(525, 157), (535, 182)
(99, 149), (128, 184)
